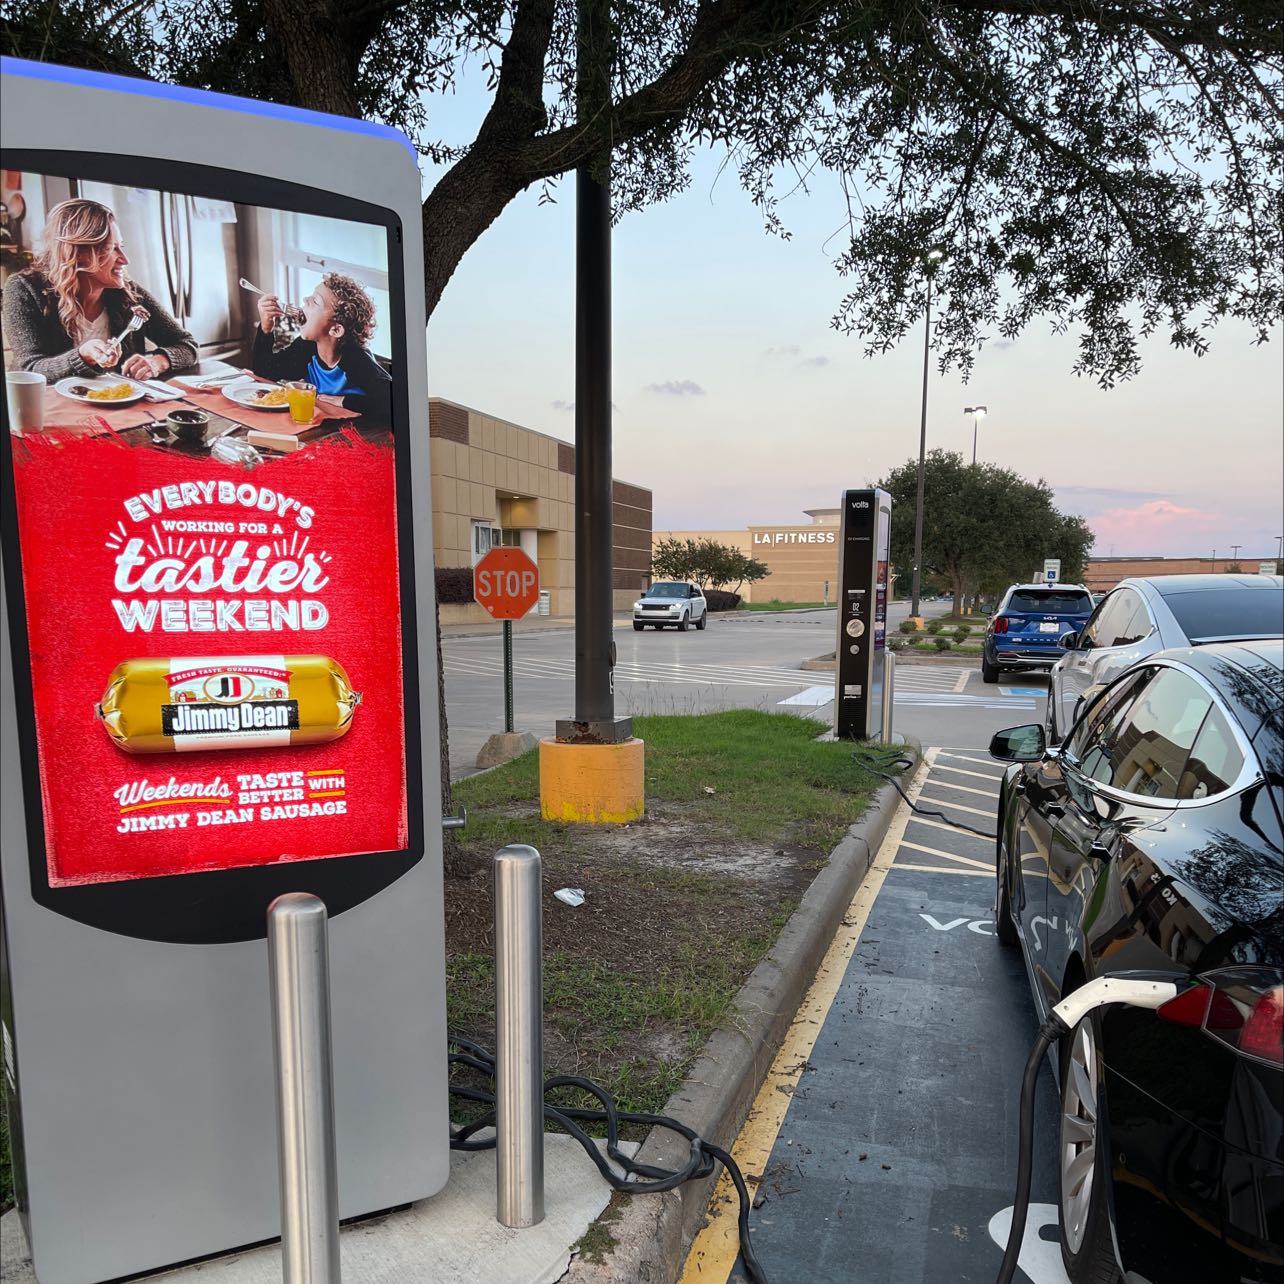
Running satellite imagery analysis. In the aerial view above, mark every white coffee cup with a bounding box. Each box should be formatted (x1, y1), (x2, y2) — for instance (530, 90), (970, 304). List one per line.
(5, 370), (47, 434)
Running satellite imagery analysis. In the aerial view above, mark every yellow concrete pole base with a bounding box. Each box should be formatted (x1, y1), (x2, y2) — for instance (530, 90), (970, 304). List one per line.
(539, 737), (646, 823)
(907, 616), (925, 629)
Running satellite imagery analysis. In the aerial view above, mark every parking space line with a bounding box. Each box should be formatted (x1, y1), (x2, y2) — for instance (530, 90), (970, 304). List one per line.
(917, 793), (993, 818)
(953, 669), (969, 693)
(938, 750), (998, 768)
(908, 815), (992, 842)
(920, 779), (996, 799)
(899, 840), (991, 869)
(933, 764), (1004, 782)
(678, 751), (937, 1283)
(894, 862), (991, 879)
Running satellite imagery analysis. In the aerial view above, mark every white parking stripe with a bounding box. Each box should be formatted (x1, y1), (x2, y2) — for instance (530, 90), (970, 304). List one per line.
(899, 840), (991, 869)
(919, 779), (997, 799)
(933, 764), (1006, 782)
(938, 751), (999, 768)
(908, 816), (991, 842)
(895, 862), (991, 879)
(918, 794), (994, 818)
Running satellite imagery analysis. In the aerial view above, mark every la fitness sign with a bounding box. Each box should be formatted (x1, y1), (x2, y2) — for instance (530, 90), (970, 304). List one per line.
(753, 530), (836, 546)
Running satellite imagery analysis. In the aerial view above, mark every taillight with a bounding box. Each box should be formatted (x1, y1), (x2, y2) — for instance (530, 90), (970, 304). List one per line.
(1157, 967), (1284, 1066)
(993, 616), (1010, 634)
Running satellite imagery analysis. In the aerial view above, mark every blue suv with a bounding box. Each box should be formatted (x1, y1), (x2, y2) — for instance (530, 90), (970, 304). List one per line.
(982, 583), (1094, 683)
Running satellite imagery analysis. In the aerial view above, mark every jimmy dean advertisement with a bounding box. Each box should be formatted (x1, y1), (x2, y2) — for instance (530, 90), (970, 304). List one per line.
(1, 170), (408, 886)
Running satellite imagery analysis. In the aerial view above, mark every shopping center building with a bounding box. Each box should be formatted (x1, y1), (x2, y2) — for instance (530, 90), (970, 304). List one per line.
(429, 399), (652, 622)
(656, 508), (842, 603)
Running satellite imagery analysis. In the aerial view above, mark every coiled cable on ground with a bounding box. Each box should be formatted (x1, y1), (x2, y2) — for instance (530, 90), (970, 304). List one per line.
(448, 1036), (768, 1283)
(850, 747), (997, 841)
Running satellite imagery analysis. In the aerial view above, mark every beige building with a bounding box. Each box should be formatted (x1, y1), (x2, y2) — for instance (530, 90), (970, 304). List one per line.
(429, 399), (652, 623)
(656, 508), (841, 603)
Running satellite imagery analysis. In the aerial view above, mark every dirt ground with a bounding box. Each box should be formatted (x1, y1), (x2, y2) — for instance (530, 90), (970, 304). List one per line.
(443, 802), (824, 1111)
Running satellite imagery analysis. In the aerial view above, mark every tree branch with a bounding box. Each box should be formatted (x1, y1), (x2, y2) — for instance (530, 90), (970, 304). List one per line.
(262, 0), (361, 115)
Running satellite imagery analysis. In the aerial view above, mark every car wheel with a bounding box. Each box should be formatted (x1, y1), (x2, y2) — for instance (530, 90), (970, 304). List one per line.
(982, 656), (1000, 684)
(1058, 1016), (1121, 1284)
(994, 800), (1018, 947)
(633, 622), (644, 631)
(678, 613), (689, 632)
(695, 610), (706, 630)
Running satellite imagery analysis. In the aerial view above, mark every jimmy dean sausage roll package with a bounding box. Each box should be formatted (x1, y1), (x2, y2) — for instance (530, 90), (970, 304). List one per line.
(97, 655), (361, 754)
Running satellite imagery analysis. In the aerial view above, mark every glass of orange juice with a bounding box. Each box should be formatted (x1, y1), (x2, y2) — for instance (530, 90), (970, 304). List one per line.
(284, 380), (317, 424)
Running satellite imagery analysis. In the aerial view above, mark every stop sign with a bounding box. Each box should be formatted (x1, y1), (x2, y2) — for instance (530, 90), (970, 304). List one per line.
(473, 547), (540, 620)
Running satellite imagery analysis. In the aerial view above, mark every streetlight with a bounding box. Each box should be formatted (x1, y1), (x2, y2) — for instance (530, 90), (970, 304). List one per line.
(910, 246), (946, 622)
(1231, 543), (1242, 566)
(964, 405), (987, 465)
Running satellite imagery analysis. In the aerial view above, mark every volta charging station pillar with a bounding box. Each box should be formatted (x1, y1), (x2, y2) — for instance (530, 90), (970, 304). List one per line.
(0, 60), (448, 1282)
(833, 488), (893, 740)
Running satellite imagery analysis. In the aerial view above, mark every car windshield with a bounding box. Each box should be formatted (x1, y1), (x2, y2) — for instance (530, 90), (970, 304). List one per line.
(1005, 589), (1093, 614)
(645, 583), (687, 599)
(1161, 586), (1284, 643)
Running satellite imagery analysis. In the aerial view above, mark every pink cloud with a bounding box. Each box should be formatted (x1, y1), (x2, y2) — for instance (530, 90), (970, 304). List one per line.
(1089, 499), (1220, 556)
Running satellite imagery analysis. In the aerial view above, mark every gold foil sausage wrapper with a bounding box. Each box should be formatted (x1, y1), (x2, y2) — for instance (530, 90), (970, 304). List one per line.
(97, 655), (361, 754)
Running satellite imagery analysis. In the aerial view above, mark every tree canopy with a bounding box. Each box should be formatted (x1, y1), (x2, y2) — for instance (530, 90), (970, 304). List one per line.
(878, 450), (1094, 610)
(3, 1), (1280, 382)
(651, 536), (769, 591)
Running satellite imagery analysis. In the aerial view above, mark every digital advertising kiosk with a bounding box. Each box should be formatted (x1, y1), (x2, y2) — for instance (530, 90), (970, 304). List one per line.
(833, 488), (892, 740)
(0, 58), (449, 1282)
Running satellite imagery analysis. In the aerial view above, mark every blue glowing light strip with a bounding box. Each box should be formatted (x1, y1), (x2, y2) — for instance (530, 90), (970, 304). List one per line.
(0, 56), (418, 161)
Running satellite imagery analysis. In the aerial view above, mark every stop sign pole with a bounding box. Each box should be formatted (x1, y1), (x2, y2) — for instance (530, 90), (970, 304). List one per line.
(474, 548), (541, 733)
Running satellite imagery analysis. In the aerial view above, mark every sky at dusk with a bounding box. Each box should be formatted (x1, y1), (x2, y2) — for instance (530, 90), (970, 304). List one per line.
(422, 65), (1283, 564)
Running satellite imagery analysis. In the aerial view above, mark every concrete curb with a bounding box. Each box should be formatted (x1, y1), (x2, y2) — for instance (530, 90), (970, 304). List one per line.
(561, 757), (915, 1283)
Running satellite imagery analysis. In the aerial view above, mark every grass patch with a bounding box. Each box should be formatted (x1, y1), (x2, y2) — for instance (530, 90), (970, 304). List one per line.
(735, 599), (829, 611)
(445, 710), (902, 1124)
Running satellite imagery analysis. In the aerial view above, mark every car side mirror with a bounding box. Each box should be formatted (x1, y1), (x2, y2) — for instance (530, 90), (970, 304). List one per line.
(1060, 631), (1079, 649)
(989, 724), (1047, 762)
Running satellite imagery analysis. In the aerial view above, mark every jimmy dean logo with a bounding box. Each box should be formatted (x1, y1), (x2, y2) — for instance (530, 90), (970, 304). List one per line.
(162, 700), (300, 736)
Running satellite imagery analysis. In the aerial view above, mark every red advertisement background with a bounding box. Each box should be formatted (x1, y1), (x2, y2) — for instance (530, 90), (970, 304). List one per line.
(9, 431), (408, 886)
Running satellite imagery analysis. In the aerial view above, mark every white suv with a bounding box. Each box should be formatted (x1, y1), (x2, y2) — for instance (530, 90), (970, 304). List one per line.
(633, 581), (708, 631)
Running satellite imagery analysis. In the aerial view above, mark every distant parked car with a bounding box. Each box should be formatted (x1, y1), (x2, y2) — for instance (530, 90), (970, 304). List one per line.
(1048, 574), (1284, 742)
(989, 639), (1284, 1284)
(981, 583), (1095, 683)
(633, 581), (707, 631)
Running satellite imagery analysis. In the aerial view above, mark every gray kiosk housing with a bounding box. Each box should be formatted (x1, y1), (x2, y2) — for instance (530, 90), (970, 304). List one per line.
(833, 488), (892, 740)
(0, 63), (449, 1283)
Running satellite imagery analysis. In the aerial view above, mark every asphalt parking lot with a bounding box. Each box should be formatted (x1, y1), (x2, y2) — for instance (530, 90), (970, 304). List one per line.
(685, 749), (1068, 1284)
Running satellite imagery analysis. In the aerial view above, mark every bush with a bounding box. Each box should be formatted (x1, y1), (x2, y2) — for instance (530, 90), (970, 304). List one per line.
(933, 635), (952, 651)
(703, 589), (741, 612)
(898, 619), (918, 635)
(925, 618), (945, 635)
(888, 635), (910, 652)
(953, 625), (971, 643)
(436, 565), (476, 605)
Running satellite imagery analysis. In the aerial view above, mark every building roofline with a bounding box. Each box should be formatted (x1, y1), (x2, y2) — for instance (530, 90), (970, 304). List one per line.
(429, 396), (651, 495)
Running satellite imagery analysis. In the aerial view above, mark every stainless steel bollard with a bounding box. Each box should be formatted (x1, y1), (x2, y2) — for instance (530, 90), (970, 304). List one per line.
(494, 844), (545, 1228)
(268, 893), (342, 1283)
(882, 650), (896, 743)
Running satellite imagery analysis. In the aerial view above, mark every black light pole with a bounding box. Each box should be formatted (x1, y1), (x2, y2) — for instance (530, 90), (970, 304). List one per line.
(909, 249), (945, 620)
(557, 0), (630, 744)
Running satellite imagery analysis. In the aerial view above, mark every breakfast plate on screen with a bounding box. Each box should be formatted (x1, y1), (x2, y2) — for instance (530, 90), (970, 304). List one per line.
(222, 382), (290, 411)
(54, 377), (147, 406)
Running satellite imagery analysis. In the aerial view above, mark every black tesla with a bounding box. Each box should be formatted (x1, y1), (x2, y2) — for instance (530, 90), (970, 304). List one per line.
(989, 639), (1283, 1284)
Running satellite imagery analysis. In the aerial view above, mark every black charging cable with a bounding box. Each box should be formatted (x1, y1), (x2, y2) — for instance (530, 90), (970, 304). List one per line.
(994, 1012), (1069, 1284)
(448, 1036), (768, 1284)
(850, 748), (997, 841)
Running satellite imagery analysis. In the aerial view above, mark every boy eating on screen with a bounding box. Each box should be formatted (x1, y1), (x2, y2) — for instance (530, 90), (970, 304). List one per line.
(252, 272), (392, 424)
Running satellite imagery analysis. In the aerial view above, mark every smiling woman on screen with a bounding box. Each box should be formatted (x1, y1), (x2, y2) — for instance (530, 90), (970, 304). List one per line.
(2, 198), (197, 383)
